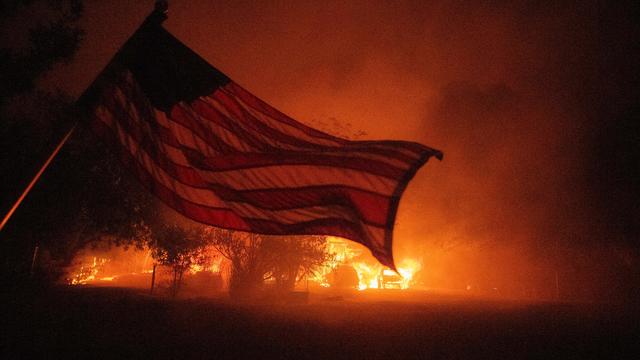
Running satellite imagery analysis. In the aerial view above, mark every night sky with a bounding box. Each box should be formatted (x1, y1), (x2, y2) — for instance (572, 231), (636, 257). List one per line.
(7, 1), (640, 297)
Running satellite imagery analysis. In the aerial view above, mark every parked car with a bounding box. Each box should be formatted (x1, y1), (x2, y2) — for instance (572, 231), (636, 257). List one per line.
(378, 269), (403, 289)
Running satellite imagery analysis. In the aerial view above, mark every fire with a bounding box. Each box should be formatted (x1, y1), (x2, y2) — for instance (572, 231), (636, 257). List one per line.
(67, 237), (422, 293)
(396, 258), (422, 289)
(67, 247), (154, 285)
(188, 257), (222, 274)
(67, 247), (223, 288)
(69, 257), (108, 285)
(307, 236), (363, 287)
(352, 261), (383, 290)
(310, 236), (423, 291)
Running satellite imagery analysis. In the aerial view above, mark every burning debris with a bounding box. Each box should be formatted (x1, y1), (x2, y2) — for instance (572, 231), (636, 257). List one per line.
(68, 257), (108, 285)
(66, 246), (226, 293)
(66, 247), (153, 286)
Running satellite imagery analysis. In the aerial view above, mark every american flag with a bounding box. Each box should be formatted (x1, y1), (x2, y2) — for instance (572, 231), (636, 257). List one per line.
(80, 10), (442, 269)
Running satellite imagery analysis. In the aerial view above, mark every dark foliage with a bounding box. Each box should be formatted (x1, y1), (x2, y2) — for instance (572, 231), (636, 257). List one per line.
(261, 235), (330, 291)
(208, 228), (329, 297)
(1, 1), (84, 209)
(0, 0), (83, 101)
(208, 229), (270, 297)
(0, 1), (158, 285)
(149, 224), (210, 297)
(1, 124), (157, 283)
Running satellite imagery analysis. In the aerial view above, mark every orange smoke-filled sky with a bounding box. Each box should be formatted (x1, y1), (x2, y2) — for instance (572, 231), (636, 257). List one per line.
(40, 1), (638, 297)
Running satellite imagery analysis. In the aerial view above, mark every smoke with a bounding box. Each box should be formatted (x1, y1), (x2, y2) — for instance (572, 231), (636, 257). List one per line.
(45, 1), (637, 300)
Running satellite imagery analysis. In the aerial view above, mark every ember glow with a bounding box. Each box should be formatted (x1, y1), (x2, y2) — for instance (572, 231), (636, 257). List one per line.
(66, 247), (156, 287)
(352, 262), (382, 290)
(0, 0), (626, 305)
(67, 247), (225, 287)
(67, 236), (423, 293)
(309, 237), (422, 291)
(69, 257), (108, 285)
(396, 259), (422, 289)
(188, 257), (222, 275)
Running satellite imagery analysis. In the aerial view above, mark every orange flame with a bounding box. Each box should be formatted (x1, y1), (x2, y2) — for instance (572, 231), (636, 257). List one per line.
(310, 237), (423, 291)
(69, 257), (108, 285)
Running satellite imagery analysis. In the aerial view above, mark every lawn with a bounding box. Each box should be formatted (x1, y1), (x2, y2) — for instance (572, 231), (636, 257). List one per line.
(2, 286), (638, 359)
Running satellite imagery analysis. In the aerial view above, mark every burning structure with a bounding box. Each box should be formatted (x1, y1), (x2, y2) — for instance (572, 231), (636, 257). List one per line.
(66, 235), (423, 295)
(316, 237), (422, 291)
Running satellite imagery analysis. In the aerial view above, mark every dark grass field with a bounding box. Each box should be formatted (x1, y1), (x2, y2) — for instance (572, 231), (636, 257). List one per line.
(2, 286), (639, 359)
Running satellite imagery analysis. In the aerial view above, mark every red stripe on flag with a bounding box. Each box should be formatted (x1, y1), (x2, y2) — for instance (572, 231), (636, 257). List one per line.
(100, 91), (410, 184)
(224, 82), (348, 144)
(220, 84), (429, 164)
(96, 115), (392, 227)
(212, 89), (327, 150)
(207, 183), (390, 226)
(91, 120), (250, 231)
(190, 99), (280, 151)
(166, 105), (238, 153)
(95, 117), (390, 242)
(94, 115), (392, 227)
(197, 152), (406, 179)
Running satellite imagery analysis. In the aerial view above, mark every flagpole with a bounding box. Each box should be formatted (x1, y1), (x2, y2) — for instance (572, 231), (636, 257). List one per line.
(0, 1), (169, 233)
(0, 124), (77, 233)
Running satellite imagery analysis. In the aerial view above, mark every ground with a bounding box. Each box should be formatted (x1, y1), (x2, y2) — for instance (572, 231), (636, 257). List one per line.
(2, 286), (638, 359)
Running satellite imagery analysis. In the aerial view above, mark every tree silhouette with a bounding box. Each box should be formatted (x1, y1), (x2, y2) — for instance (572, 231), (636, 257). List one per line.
(0, 1), (158, 285)
(207, 227), (330, 297)
(262, 235), (330, 291)
(149, 225), (210, 297)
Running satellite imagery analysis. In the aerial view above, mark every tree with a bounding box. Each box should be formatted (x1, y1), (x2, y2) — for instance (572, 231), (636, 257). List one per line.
(149, 225), (209, 297)
(0, 1), (162, 285)
(0, 0), (84, 102)
(1, 123), (158, 284)
(1, 0), (84, 204)
(207, 229), (271, 297)
(261, 235), (330, 291)
(0, 1), (85, 283)
(207, 227), (331, 297)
